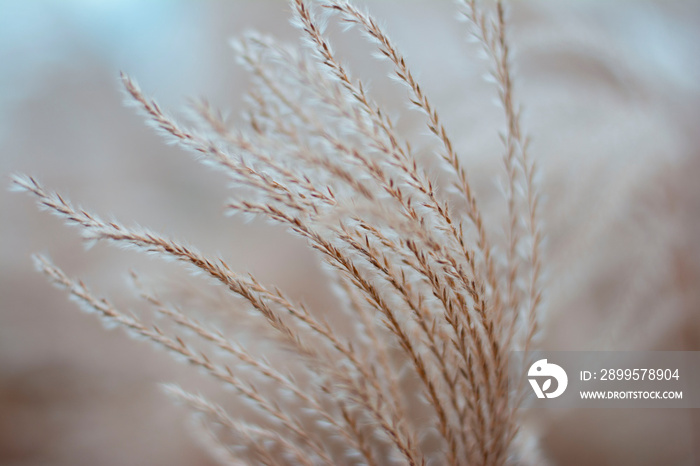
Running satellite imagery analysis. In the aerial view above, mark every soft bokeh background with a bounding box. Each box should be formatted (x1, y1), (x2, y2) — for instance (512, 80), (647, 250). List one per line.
(2, 1), (699, 464)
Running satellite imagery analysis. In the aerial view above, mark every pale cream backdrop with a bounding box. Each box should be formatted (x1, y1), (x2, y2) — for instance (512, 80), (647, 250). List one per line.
(1, 1), (699, 465)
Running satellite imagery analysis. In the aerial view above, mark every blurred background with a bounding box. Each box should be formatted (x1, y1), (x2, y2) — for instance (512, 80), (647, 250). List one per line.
(1, 1), (699, 464)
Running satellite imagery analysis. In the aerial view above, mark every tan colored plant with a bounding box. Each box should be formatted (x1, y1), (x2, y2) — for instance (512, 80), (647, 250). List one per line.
(12, 0), (543, 464)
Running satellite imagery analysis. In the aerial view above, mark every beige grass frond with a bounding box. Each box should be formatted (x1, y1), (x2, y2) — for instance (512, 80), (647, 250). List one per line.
(13, 0), (544, 464)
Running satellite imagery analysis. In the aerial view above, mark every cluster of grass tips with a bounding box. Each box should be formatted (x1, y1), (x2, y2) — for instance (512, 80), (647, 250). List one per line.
(13, 1), (543, 464)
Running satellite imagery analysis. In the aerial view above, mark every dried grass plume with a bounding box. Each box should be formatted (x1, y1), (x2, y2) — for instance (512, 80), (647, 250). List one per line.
(12, 1), (545, 464)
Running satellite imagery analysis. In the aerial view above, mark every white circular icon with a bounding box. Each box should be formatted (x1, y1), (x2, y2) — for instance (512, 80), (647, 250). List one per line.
(528, 359), (568, 399)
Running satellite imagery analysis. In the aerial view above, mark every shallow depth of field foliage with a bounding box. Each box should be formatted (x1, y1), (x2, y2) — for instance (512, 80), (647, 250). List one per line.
(13, 1), (547, 464)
